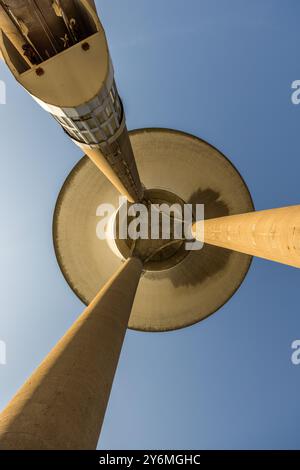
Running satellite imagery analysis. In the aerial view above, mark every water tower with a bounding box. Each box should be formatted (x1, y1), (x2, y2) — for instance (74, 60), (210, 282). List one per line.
(0, 1), (299, 449)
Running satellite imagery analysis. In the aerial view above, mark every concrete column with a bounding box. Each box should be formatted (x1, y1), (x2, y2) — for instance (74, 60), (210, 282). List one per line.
(0, 257), (143, 450)
(80, 126), (144, 203)
(193, 205), (300, 268)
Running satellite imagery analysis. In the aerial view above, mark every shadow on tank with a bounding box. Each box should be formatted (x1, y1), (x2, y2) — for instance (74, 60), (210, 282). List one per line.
(144, 187), (238, 288)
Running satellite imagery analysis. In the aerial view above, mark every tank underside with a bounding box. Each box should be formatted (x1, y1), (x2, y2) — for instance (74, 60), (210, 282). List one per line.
(53, 128), (254, 332)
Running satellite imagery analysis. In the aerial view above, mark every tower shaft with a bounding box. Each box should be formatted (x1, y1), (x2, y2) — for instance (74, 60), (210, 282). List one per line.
(193, 205), (300, 268)
(0, 0), (144, 202)
(0, 257), (143, 450)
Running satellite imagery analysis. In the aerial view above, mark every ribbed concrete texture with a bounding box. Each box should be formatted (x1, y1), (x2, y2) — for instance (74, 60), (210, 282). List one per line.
(193, 205), (300, 268)
(81, 124), (144, 203)
(0, 257), (143, 450)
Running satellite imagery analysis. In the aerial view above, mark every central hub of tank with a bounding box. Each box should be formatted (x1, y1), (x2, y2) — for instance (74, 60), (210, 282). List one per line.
(113, 189), (192, 271)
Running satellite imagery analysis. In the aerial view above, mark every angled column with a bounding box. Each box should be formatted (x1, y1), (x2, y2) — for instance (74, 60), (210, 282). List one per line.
(193, 205), (300, 268)
(0, 1), (144, 202)
(0, 257), (143, 450)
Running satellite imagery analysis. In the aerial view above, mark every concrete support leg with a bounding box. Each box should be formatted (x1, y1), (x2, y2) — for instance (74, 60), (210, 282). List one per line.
(0, 257), (143, 450)
(82, 130), (144, 203)
(193, 205), (300, 268)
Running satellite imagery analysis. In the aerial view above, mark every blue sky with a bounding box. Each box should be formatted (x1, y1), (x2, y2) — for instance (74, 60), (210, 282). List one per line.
(0, 0), (300, 449)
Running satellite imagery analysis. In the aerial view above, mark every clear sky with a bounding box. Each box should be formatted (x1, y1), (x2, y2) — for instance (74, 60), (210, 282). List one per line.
(0, 0), (300, 450)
